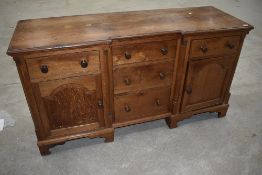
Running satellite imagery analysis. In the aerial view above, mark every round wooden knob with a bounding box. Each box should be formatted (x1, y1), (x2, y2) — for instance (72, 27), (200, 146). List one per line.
(160, 48), (168, 55)
(137, 91), (144, 96)
(124, 52), (131, 59)
(124, 105), (131, 112)
(97, 100), (103, 108)
(80, 59), (88, 68)
(185, 85), (192, 94)
(155, 99), (161, 106)
(159, 72), (166, 80)
(40, 65), (48, 73)
(227, 43), (235, 49)
(124, 78), (131, 85)
(200, 46), (208, 53)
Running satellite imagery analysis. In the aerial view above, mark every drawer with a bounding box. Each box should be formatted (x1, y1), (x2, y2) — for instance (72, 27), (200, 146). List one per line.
(189, 36), (240, 58)
(112, 40), (176, 65)
(114, 86), (170, 123)
(26, 51), (100, 82)
(114, 60), (174, 94)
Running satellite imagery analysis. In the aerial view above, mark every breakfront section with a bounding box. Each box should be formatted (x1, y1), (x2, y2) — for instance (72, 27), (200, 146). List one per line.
(110, 35), (181, 127)
(14, 48), (113, 155)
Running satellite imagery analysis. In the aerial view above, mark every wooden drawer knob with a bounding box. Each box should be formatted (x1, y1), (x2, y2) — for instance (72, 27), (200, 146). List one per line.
(124, 105), (131, 112)
(160, 48), (168, 55)
(124, 78), (131, 85)
(227, 43), (235, 49)
(40, 65), (48, 73)
(80, 59), (88, 68)
(200, 46), (208, 53)
(97, 100), (103, 108)
(137, 91), (144, 96)
(124, 52), (131, 59)
(159, 72), (166, 80)
(155, 99), (161, 106)
(185, 85), (192, 94)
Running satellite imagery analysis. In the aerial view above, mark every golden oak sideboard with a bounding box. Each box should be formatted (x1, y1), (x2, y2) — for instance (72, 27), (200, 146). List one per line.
(7, 6), (253, 155)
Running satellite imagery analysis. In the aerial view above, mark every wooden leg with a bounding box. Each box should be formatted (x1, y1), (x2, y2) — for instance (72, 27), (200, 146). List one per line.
(104, 131), (114, 143)
(218, 106), (228, 118)
(38, 145), (51, 156)
(165, 116), (178, 129)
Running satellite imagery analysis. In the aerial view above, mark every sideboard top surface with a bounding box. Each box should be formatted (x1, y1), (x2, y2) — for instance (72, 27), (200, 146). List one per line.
(7, 6), (253, 55)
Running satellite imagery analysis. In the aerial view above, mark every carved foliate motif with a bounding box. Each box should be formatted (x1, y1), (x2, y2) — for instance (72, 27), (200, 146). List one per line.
(44, 84), (98, 129)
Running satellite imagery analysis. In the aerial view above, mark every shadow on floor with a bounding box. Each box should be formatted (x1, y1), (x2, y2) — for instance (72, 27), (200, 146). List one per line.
(49, 112), (219, 154)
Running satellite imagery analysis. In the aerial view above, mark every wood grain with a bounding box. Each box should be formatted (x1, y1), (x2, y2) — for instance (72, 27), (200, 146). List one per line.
(181, 55), (235, 112)
(43, 84), (98, 129)
(112, 40), (176, 65)
(7, 6), (253, 55)
(113, 60), (174, 94)
(37, 75), (105, 131)
(26, 51), (100, 82)
(114, 86), (171, 123)
(189, 35), (240, 58)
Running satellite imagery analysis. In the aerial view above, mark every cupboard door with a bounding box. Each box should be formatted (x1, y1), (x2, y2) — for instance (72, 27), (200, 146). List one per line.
(37, 75), (105, 133)
(181, 56), (235, 112)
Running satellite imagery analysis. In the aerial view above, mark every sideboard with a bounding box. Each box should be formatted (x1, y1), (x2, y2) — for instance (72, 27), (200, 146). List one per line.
(7, 6), (253, 155)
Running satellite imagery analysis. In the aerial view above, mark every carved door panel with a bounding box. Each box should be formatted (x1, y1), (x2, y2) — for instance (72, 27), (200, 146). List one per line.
(37, 75), (104, 132)
(181, 56), (235, 112)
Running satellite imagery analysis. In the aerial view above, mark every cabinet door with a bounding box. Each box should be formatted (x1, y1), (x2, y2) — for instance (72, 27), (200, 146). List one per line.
(35, 75), (105, 134)
(181, 56), (235, 112)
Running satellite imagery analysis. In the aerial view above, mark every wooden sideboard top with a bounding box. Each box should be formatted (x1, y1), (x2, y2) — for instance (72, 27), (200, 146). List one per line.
(7, 6), (253, 55)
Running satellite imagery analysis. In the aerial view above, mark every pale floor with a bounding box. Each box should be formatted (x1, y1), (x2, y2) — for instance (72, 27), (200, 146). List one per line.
(0, 0), (262, 175)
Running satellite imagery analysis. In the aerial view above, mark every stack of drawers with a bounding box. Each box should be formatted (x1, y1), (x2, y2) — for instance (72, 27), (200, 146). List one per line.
(112, 39), (177, 124)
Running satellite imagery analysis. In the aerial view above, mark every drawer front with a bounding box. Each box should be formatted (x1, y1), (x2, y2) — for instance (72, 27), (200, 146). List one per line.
(26, 51), (100, 82)
(112, 40), (176, 65)
(189, 36), (240, 58)
(114, 86), (170, 123)
(114, 60), (174, 94)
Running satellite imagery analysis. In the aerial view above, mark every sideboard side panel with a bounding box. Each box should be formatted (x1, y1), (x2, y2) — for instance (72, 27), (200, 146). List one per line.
(223, 33), (247, 104)
(14, 58), (50, 139)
